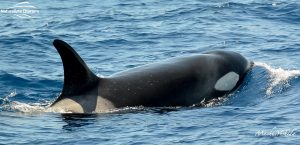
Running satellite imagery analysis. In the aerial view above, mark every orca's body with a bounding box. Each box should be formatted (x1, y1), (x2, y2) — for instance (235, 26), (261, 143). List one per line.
(50, 39), (253, 113)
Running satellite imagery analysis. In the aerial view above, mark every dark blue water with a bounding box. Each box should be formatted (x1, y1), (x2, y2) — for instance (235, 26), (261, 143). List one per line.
(1, 0), (300, 144)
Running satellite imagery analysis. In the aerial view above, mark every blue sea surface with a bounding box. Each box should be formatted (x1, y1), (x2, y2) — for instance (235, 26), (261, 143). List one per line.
(1, 0), (300, 144)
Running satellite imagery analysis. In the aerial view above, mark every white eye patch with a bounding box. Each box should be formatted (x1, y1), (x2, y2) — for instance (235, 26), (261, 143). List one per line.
(214, 72), (239, 91)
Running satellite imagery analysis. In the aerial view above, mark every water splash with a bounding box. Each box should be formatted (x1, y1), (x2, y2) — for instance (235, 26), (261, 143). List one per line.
(202, 97), (229, 107)
(9, 101), (47, 113)
(0, 90), (51, 114)
(1, 90), (17, 103)
(255, 62), (300, 95)
(0, 90), (17, 110)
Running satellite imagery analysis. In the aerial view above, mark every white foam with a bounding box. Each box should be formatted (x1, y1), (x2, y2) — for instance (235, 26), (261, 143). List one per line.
(2, 90), (17, 102)
(193, 96), (229, 108)
(1, 91), (52, 114)
(10, 101), (47, 113)
(255, 62), (300, 95)
(7, 101), (76, 114)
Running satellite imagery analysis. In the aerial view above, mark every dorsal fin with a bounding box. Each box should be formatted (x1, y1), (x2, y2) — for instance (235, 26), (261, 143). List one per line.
(53, 39), (99, 96)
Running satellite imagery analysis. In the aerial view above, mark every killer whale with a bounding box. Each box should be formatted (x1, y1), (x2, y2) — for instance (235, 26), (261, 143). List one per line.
(50, 39), (253, 113)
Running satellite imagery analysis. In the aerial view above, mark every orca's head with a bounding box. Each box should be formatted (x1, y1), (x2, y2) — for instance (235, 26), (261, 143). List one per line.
(210, 50), (253, 92)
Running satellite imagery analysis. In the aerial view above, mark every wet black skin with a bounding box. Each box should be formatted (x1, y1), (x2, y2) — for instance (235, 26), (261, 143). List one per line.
(51, 39), (253, 112)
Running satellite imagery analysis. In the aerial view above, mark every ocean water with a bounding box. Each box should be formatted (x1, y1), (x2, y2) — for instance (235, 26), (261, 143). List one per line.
(1, 0), (300, 144)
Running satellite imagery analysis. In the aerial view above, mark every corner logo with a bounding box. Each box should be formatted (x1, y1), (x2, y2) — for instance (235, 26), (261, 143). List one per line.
(0, 2), (39, 19)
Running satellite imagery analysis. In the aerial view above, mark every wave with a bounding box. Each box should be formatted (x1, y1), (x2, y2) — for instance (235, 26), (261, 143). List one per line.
(255, 62), (300, 95)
